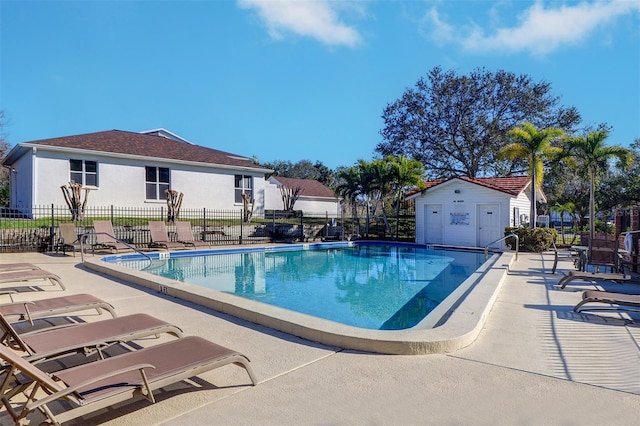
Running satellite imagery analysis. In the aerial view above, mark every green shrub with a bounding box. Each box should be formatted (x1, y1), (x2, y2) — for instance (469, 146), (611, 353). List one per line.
(504, 227), (557, 252)
(595, 219), (613, 234)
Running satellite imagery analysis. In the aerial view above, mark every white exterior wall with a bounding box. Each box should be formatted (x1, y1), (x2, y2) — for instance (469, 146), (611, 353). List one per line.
(292, 197), (340, 217)
(414, 180), (524, 249)
(23, 149), (268, 211)
(33, 150), (70, 206)
(264, 180), (340, 216)
(509, 191), (532, 227)
(264, 181), (283, 211)
(10, 151), (34, 209)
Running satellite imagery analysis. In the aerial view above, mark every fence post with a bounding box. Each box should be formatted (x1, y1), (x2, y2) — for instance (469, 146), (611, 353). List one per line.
(202, 208), (206, 242)
(239, 209), (243, 244)
(110, 205), (114, 225)
(300, 213), (304, 242)
(49, 204), (55, 252)
(325, 211), (329, 238)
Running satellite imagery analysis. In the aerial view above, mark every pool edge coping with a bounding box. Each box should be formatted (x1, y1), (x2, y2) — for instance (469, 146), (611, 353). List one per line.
(83, 247), (514, 355)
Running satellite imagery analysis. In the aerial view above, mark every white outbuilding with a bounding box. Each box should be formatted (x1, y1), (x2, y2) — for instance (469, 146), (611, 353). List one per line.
(407, 176), (545, 249)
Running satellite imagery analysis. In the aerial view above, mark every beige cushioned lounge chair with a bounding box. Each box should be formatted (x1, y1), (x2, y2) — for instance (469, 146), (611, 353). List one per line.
(55, 223), (83, 257)
(175, 221), (210, 248)
(557, 270), (632, 289)
(0, 312), (182, 364)
(0, 264), (41, 273)
(0, 335), (256, 425)
(92, 220), (132, 253)
(0, 293), (117, 325)
(0, 269), (65, 291)
(573, 290), (640, 313)
(149, 221), (188, 250)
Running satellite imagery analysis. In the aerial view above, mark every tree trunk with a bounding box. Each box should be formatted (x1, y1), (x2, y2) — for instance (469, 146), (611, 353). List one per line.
(589, 166), (596, 245)
(530, 163), (536, 229)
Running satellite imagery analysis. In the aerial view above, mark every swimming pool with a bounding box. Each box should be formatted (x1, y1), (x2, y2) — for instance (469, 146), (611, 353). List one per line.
(108, 243), (485, 330)
(85, 242), (513, 354)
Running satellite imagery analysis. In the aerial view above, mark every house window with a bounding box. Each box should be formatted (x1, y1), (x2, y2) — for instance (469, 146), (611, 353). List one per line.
(235, 175), (253, 203)
(145, 166), (170, 200)
(69, 160), (98, 187)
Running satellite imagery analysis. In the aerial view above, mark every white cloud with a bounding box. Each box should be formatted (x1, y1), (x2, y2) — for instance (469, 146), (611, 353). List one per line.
(425, 0), (640, 56)
(238, 0), (362, 47)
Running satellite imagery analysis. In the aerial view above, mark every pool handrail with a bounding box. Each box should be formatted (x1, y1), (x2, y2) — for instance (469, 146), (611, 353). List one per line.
(79, 232), (151, 262)
(484, 233), (519, 261)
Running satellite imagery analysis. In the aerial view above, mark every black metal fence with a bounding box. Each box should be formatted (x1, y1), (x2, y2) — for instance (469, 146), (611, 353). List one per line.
(0, 205), (345, 253)
(0, 204), (417, 253)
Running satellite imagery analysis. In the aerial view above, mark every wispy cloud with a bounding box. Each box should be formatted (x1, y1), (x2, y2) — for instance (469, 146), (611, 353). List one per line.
(425, 0), (640, 56)
(238, 0), (363, 47)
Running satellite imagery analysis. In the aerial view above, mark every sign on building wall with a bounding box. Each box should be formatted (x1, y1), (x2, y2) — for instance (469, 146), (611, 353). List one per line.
(450, 212), (470, 225)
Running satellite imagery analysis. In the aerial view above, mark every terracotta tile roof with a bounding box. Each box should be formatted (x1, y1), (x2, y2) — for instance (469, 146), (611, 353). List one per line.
(456, 176), (532, 196)
(271, 176), (337, 198)
(407, 176), (534, 198)
(19, 130), (266, 170)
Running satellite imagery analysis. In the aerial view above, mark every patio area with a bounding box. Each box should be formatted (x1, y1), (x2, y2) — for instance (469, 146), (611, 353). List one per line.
(0, 249), (638, 425)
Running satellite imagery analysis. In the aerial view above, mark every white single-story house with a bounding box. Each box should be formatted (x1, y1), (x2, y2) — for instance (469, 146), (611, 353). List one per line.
(406, 176), (545, 249)
(265, 176), (341, 216)
(1, 128), (335, 216)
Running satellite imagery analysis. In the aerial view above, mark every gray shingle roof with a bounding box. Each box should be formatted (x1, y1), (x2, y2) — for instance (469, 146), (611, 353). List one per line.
(8, 130), (267, 170)
(271, 176), (337, 198)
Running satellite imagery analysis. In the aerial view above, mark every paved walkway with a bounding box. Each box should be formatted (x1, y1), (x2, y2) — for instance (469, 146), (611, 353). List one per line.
(1, 250), (638, 425)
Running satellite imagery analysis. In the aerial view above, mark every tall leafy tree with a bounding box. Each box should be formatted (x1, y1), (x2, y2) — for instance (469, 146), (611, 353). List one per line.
(499, 122), (564, 228)
(0, 111), (11, 206)
(597, 138), (640, 210)
(377, 67), (580, 179)
(564, 129), (633, 241)
(261, 159), (335, 187)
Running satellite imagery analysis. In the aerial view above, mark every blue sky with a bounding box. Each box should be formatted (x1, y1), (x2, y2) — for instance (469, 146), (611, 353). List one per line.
(2, 0), (639, 170)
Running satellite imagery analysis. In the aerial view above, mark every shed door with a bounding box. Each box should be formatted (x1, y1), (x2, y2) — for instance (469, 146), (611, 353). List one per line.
(424, 204), (443, 245)
(478, 204), (501, 247)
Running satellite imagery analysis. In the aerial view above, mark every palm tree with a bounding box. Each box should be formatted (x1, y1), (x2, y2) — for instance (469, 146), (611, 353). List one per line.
(499, 122), (565, 229)
(386, 156), (425, 239)
(550, 201), (575, 245)
(366, 158), (404, 237)
(564, 130), (632, 242)
(335, 166), (363, 236)
(356, 159), (382, 237)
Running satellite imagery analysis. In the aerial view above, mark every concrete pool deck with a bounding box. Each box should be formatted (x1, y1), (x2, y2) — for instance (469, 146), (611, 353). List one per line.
(1, 249), (639, 425)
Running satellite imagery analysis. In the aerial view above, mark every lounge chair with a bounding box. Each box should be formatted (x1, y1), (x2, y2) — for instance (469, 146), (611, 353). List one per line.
(0, 312), (183, 363)
(587, 238), (619, 273)
(149, 221), (188, 250)
(558, 270), (632, 289)
(0, 269), (65, 291)
(573, 290), (640, 313)
(0, 335), (256, 426)
(175, 221), (210, 248)
(92, 220), (132, 252)
(321, 225), (343, 242)
(550, 242), (580, 274)
(0, 293), (117, 325)
(0, 263), (41, 273)
(54, 223), (83, 256)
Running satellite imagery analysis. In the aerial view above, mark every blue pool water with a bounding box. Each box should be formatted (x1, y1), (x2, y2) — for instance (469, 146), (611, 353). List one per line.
(109, 243), (486, 330)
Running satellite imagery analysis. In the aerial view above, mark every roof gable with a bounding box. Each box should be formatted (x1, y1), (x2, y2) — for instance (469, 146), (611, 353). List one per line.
(270, 176), (337, 198)
(456, 176), (532, 196)
(408, 176), (544, 200)
(4, 130), (268, 171)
